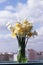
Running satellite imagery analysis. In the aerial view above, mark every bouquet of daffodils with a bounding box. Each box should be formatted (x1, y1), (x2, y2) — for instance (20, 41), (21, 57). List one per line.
(6, 20), (37, 63)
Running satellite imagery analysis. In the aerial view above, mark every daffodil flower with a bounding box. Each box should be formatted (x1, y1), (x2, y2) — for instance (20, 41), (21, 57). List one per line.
(11, 32), (16, 38)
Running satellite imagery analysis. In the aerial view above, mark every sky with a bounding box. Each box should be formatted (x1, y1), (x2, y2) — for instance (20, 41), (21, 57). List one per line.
(0, 0), (43, 53)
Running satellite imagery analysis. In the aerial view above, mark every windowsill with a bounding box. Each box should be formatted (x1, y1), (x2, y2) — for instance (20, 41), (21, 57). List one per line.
(0, 60), (43, 64)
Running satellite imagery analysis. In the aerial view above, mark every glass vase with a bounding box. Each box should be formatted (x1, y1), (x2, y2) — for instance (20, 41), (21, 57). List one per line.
(17, 36), (27, 63)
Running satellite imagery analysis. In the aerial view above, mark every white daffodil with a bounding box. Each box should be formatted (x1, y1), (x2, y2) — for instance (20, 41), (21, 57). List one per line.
(6, 22), (10, 26)
(7, 24), (12, 30)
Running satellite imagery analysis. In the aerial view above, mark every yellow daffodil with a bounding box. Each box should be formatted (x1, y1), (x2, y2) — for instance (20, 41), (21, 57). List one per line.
(15, 26), (21, 31)
(14, 30), (18, 34)
(23, 20), (29, 24)
(10, 27), (15, 33)
(11, 33), (16, 38)
(18, 29), (23, 33)
(22, 25), (29, 32)
(15, 23), (21, 28)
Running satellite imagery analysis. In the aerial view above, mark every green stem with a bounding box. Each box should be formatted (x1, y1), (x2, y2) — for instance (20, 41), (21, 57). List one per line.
(21, 37), (25, 58)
